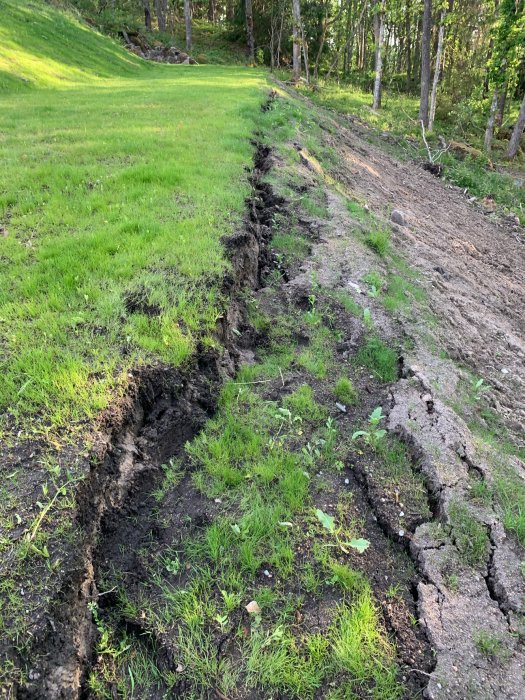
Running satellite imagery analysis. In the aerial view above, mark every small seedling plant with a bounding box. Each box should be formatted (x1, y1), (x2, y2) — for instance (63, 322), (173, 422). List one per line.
(352, 407), (387, 448)
(315, 508), (370, 554)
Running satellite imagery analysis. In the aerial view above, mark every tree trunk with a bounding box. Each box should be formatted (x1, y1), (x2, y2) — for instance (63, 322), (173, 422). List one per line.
(155, 0), (166, 32)
(301, 21), (310, 83)
(372, 0), (385, 110)
(346, 2), (356, 75)
(429, 9), (445, 130)
(413, 14), (422, 85)
(418, 0), (432, 126)
(292, 0), (302, 81)
(495, 84), (507, 129)
(184, 0), (192, 52)
(405, 0), (412, 90)
(245, 0), (255, 63)
(277, 12), (284, 68)
(208, 0), (215, 23)
(484, 88), (499, 153)
(143, 0), (152, 30)
(507, 92), (525, 159)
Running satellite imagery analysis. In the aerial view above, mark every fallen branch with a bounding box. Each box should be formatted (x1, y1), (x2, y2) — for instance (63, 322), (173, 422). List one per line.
(420, 120), (450, 164)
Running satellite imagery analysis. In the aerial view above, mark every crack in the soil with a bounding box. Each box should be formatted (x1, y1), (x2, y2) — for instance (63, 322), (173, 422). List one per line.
(16, 129), (284, 699)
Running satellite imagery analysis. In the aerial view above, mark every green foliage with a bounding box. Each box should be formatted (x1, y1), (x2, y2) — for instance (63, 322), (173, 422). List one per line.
(334, 377), (358, 406)
(493, 466), (525, 547)
(474, 630), (510, 662)
(448, 501), (489, 568)
(374, 438), (432, 520)
(283, 385), (327, 422)
(352, 407), (387, 448)
(354, 337), (398, 383)
(365, 229), (390, 257)
(272, 231), (310, 263)
(382, 274), (425, 313)
(332, 595), (403, 699)
(298, 326), (333, 379)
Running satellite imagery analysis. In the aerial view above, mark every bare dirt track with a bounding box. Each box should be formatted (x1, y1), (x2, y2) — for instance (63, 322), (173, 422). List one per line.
(330, 118), (525, 441)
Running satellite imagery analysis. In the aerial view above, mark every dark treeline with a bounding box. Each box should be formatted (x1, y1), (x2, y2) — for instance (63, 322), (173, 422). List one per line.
(75, 0), (524, 156)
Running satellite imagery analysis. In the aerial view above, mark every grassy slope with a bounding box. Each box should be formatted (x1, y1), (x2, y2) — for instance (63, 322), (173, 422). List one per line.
(0, 0), (266, 435)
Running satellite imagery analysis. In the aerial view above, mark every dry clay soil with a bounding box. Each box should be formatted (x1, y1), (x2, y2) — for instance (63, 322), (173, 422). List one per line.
(332, 116), (525, 430)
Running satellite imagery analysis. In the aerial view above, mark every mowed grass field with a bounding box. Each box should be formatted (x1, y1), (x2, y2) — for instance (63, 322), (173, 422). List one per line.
(0, 0), (266, 436)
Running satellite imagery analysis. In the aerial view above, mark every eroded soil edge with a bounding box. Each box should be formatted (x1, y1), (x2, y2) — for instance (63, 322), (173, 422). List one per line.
(12, 140), (283, 699)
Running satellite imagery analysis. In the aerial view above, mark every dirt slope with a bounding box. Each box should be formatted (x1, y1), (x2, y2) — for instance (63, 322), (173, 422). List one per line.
(302, 107), (525, 698)
(330, 119), (525, 440)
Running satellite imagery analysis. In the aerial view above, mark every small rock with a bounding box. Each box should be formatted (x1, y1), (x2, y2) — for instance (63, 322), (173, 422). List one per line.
(28, 670), (40, 681)
(347, 281), (363, 294)
(399, 529), (405, 537)
(344, 478), (349, 485)
(390, 209), (406, 226)
(336, 402), (347, 413)
(263, 569), (272, 578)
(399, 511), (405, 517)
(501, 368), (509, 374)
(176, 664), (184, 673)
(245, 601), (261, 615)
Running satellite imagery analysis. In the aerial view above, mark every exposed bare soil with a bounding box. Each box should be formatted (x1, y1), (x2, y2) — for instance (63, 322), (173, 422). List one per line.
(330, 117), (525, 442)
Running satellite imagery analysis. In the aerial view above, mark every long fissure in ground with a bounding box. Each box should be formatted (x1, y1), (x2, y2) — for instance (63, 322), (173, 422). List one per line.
(77, 140), (434, 699)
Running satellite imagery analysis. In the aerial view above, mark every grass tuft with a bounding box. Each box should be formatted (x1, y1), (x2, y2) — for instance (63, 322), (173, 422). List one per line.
(365, 229), (390, 256)
(334, 377), (359, 406)
(354, 336), (398, 383)
(448, 500), (489, 569)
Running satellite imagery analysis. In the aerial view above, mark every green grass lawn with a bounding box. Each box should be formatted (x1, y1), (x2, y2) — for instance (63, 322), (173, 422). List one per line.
(0, 0), (267, 436)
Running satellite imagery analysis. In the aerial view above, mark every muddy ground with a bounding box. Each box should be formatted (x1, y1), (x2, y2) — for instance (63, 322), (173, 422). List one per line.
(1, 89), (525, 699)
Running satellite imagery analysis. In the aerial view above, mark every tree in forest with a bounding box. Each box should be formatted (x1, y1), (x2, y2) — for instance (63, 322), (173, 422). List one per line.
(419, 0), (433, 127)
(245, 0), (255, 64)
(429, 1), (452, 130)
(143, 0), (152, 31)
(184, 0), (192, 51)
(372, 0), (385, 110)
(154, 0), (166, 32)
(484, 0), (525, 154)
(292, 0), (302, 81)
(508, 91), (525, 157)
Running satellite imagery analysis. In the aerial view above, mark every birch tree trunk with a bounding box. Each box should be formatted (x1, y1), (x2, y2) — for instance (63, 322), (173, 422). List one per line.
(418, 0), (432, 126)
(292, 0), (302, 81)
(372, 0), (385, 110)
(184, 0), (192, 52)
(405, 0), (412, 89)
(429, 10), (445, 130)
(277, 12), (284, 68)
(484, 88), (499, 153)
(507, 92), (525, 159)
(301, 20), (310, 83)
(245, 0), (255, 63)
